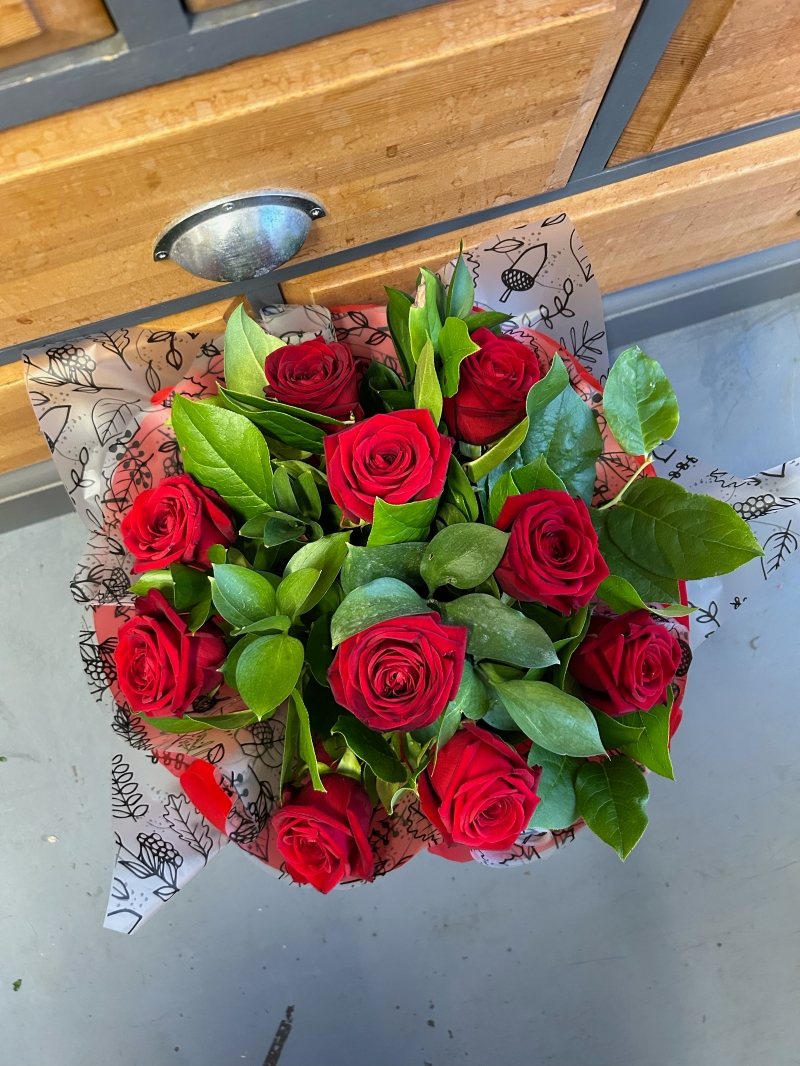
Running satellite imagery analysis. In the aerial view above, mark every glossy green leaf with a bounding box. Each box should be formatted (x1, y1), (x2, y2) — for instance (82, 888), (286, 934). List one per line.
(187, 587), (213, 632)
(139, 713), (213, 734)
(591, 707), (644, 750)
(294, 470), (322, 520)
(171, 393), (275, 519)
(368, 496), (439, 545)
(236, 615), (292, 635)
(442, 455), (479, 522)
(593, 509), (680, 603)
(292, 688), (326, 791)
(332, 714), (407, 783)
(464, 418), (528, 483)
(385, 286), (414, 382)
(437, 660), (484, 742)
(606, 477), (764, 579)
(262, 512), (307, 547)
(211, 563), (276, 627)
(276, 567), (320, 619)
(463, 310), (512, 333)
(445, 250), (475, 321)
(413, 335), (443, 426)
(340, 542), (427, 594)
(511, 453), (567, 495)
(420, 522), (509, 593)
(273, 467), (299, 516)
(415, 267), (445, 352)
(306, 614), (334, 687)
(494, 680), (605, 757)
(220, 633), (257, 691)
(487, 471), (518, 526)
(438, 316), (479, 397)
(236, 634), (304, 719)
(169, 563), (209, 611)
(438, 594), (558, 670)
(597, 574), (693, 618)
(330, 577), (430, 647)
(552, 605), (591, 690)
(603, 345), (680, 456)
(221, 387), (342, 424)
(576, 755), (649, 859)
(219, 391), (325, 453)
(527, 743), (580, 830)
(280, 696), (300, 790)
(129, 570), (173, 599)
(620, 701), (675, 780)
(223, 304), (283, 396)
(283, 531), (350, 613)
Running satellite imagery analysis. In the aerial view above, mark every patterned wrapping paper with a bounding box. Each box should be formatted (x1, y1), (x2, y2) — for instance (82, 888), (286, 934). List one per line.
(22, 215), (799, 931)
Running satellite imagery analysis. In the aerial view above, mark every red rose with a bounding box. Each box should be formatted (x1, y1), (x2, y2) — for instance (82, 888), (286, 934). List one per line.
(114, 589), (227, 717)
(570, 610), (682, 716)
(442, 328), (542, 445)
(264, 337), (362, 420)
(323, 409), (453, 524)
(121, 474), (236, 573)
(419, 723), (541, 851)
(328, 612), (468, 732)
(272, 773), (374, 893)
(494, 489), (609, 613)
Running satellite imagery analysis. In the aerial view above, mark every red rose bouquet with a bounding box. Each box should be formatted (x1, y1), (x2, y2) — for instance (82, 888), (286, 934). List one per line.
(23, 216), (766, 930)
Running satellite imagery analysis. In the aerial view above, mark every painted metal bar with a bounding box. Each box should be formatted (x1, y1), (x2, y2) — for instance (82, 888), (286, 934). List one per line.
(103, 0), (191, 47)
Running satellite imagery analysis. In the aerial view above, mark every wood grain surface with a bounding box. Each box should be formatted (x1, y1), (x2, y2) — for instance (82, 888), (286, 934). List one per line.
(0, 0), (641, 348)
(0, 0), (114, 70)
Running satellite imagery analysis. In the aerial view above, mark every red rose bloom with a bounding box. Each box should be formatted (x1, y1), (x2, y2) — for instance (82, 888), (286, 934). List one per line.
(442, 327), (542, 445)
(114, 589), (227, 717)
(419, 723), (541, 851)
(570, 610), (682, 716)
(324, 408), (452, 524)
(494, 489), (609, 613)
(272, 773), (374, 893)
(328, 613), (467, 732)
(264, 337), (362, 420)
(121, 474), (236, 573)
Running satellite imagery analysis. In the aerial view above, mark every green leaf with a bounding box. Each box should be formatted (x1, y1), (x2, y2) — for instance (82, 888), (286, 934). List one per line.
(420, 523), (509, 593)
(331, 714), (407, 783)
(552, 605), (591, 690)
(273, 466), (299, 516)
(520, 357), (602, 502)
(262, 512), (308, 547)
(487, 471), (518, 526)
(292, 689), (326, 791)
(438, 594), (558, 670)
(464, 418), (528, 483)
(385, 286), (414, 382)
(511, 453), (567, 494)
(283, 531), (350, 613)
(304, 674), (347, 738)
(210, 563), (276, 627)
(442, 455), (479, 522)
(236, 634), (304, 719)
(597, 574), (693, 618)
(527, 743), (580, 830)
(576, 755), (649, 859)
(591, 707), (644, 750)
(415, 267), (445, 352)
(436, 660), (483, 743)
(221, 633), (257, 691)
(368, 496), (439, 545)
(340, 542), (427, 594)
(294, 470), (322, 521)
(593, 509), (681, 603)
(330, 577), (430, 647)
(189, 710), (257, 731)
(129, 570), (173, 598)
(276, 567), (320, 619)
(219, 390), (325, 453)
(187, 587), (213, 632)
(223, 304), (282, 396)
(138, 713), (213, 734)
(606, 477), (764, 579)
(306, 614), (334, 687)
(494, 680), (605, 757)
(379, 389), (415, 411)
(603, 345), (680, 456)
(236, 615), (292, 635)
(438, 316), (479, 397)
(221, 387), (342, 424)
(207, 544), (227, 564)
(445, 250), (475, 321)
(171, 393), (275, 519)
(413, 335), (443, 426)
(620, 701), (675, 780)
(463, 310), (512, 333)
(280, 696), (300, 790)
(169, 563), (209, 611)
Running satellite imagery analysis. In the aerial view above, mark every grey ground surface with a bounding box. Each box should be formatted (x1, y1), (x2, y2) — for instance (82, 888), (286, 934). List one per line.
(2, 292), (800, 1065)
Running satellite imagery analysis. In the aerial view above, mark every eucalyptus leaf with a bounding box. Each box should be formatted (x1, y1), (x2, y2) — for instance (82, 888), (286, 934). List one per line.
(413, 335), (443, 426)
(494, 680), (605, 757)
(575, 755), (649, 859)
(527, 743), (580, 830)
(211, 563), (276, 627)
(420, 523), (509, 593)
(438, 594), (558, 669)
(171, 393), (275, 519)
(340, 542), (427, 594)
(439, 316), (479, 397)
(236, 634), (304, 719)
(276, 568), (320, 619)
(331, 715), (407, 783)
(620, 701), (675, 780)
(368, 496), (439, 546)
(283, 532), (350, 612)
(330, 577), (430, 647)
(606, 477), (764, 579)
(603, 345), (679, 456)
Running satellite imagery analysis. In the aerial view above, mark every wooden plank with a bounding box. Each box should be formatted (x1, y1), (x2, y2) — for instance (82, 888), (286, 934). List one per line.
(283, 126), (800, 305)
(0, 0), (114, 70)
(0, 0), (641, 349)
(0, 362), (51, 475)
(611, 0), (800, 165)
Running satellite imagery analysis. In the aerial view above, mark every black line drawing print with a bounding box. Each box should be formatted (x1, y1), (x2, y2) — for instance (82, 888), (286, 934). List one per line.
(668, 456), (699, 480)
(734, 494), (800, 521)
(79, 627), (118, 698)
(561, 321), (605, 365)
(539, 278), (575, 330)
(106, 877), (144, 934)
(37, 404), (70, 450)
(147, 330), (184, 371)
(483, 236), (525, 255)
(92, 398), (141, 447)
(498, 243), (548, 303)
(111, 754), (149, 821)
(117, 831), (183, 901)
(145, 360), (161, 396)
(692, 601), (720, 629)
(99, 330), (132, 371)
(542, 213), (567, 226)
(26, 343), (99, 391)
(730, 596), (747, 609)
(570, 228), (593, 281)
(111, 704), (150, 750)
(162, 794), (213, 864)
(67, 445), (94, 497)
(760, 520), (798, 579)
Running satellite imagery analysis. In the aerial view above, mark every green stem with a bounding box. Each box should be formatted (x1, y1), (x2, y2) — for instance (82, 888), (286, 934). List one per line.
(598, 456), (654, 511)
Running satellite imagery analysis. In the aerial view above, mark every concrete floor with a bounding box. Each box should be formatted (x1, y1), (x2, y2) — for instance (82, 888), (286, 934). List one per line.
(3, 292), (800, 1065)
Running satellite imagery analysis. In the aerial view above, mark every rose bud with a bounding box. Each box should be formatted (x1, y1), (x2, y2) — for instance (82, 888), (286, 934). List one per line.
(419, 723), (541, 852)
(121, 474), (236, 573)
(114, 589), (227, 717)
(272, 773), (374, 893)
(323, 408), (453, 524)
(264, 338), (362, 421)
(328, 613), (468, 732)
(494, 489), (609, 613)
(442, 328), (542, 445)
(570, 610), (682, 716)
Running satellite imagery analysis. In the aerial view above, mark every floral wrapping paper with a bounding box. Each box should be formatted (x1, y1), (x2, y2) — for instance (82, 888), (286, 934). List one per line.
(22, 216), (800, 931)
